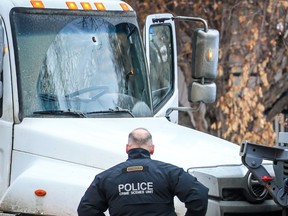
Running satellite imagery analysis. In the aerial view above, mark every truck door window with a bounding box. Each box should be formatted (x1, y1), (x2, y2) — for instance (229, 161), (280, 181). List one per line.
(149, 25), (174, 110)
(10, 9), (152, 119)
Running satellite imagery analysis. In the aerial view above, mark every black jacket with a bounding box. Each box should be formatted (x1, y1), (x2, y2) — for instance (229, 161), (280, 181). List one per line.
(78, 148), (208, 216)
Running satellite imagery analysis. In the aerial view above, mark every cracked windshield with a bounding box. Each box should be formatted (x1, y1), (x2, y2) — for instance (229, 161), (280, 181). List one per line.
(11, 9), (152, 118)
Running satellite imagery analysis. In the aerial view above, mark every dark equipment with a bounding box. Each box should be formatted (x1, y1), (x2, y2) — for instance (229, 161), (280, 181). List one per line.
(240, 133), (288, 216)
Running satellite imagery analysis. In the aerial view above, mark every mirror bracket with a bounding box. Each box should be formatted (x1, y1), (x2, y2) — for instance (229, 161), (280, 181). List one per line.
(165, 103), (202, 121)
(173, 16), (208, 32)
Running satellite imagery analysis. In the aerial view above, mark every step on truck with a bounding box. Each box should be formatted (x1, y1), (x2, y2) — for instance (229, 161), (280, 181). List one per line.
(0, 0), (282, 215)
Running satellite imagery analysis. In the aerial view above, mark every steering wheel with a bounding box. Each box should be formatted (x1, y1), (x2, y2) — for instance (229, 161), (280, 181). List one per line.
(65, 86), (109, 100)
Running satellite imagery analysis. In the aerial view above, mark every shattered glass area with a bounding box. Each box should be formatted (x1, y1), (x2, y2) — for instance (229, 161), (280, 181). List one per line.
(11, 9), (152, 118)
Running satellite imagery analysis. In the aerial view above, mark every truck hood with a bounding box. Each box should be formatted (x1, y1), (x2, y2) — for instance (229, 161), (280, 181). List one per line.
(14, 117), (241, 170)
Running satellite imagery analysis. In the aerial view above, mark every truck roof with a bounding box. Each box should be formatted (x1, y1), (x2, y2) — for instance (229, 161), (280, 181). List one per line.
(7, 0), (133, 11)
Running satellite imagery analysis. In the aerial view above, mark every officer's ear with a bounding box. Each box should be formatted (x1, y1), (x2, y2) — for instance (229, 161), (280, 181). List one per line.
(149, 144), (155, 155)
(126, 144), (130, 154)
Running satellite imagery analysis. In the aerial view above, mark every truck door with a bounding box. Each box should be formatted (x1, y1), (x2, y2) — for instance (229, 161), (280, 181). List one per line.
(144, 13), (178, 122)
(0, 18), (13, 198)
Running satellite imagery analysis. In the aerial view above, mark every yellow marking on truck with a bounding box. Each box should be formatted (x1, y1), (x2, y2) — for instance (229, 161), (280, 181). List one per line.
(95, 2), (106, 10)
(30, 0), (45, 8)
(30, 0), (131, 11)
(120, 3), (129, 11)
(80, 2), (92, 10)
(66, 2), (78, 9)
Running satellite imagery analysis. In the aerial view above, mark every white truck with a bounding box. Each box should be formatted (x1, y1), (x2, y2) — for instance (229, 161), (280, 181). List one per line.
(0, 0), (281, 215)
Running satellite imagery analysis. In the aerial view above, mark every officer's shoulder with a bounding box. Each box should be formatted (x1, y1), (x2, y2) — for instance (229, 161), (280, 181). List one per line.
(97, 161), (127, 177)
(151, 159), (183, 170)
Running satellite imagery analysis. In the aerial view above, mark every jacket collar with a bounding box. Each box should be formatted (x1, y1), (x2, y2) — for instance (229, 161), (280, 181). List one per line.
(127, 148), (151, 160)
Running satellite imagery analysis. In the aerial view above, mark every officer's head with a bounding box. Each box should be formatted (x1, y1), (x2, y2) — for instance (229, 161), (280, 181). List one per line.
(126, 128), (154, 155)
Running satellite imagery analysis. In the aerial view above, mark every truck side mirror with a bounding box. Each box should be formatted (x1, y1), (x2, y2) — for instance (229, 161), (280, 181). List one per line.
(192, 29), (219, 79)
(189, 28), (219, 103)
(189, 82), (216, 104)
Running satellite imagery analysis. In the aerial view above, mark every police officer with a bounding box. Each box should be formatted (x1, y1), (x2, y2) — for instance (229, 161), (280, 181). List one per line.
(77, 127), (208, 216)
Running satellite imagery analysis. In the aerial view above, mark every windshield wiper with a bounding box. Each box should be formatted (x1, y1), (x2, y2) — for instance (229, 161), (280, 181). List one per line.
(86, 107), (134, 118)
(109, 107), (134, 117)
(33, 110), (87, 118)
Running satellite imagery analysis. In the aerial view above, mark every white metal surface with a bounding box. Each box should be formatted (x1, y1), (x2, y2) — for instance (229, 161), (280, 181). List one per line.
(278, 132), (288, 144)
(0, 16), (14, 200)
(5, 117), (241, 215)
(13, 117), (241, 171)
(0, 0), (278, 215)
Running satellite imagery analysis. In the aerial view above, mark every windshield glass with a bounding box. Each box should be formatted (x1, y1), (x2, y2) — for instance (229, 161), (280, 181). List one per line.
(11, 9), (152, 118)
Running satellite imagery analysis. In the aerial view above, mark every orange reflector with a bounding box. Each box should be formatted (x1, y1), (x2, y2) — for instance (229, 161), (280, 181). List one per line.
(30, 0), (45, 8)
(66, 2), (78, 9)
(81, 2), (92, 10)
(120, 3), (130, 11)
(95, 2), (106, 10)
(34, 189), (47, 197)
(207, 49), (213, 61)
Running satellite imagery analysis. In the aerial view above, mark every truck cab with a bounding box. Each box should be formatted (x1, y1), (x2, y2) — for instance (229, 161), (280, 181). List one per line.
(0, 0), (281, 215)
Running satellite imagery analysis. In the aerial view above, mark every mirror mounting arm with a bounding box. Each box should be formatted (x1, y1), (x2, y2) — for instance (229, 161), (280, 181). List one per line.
(172, 16), (209, 32)
(152, 16), (209, 32)
(165, 103), (202, 121)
